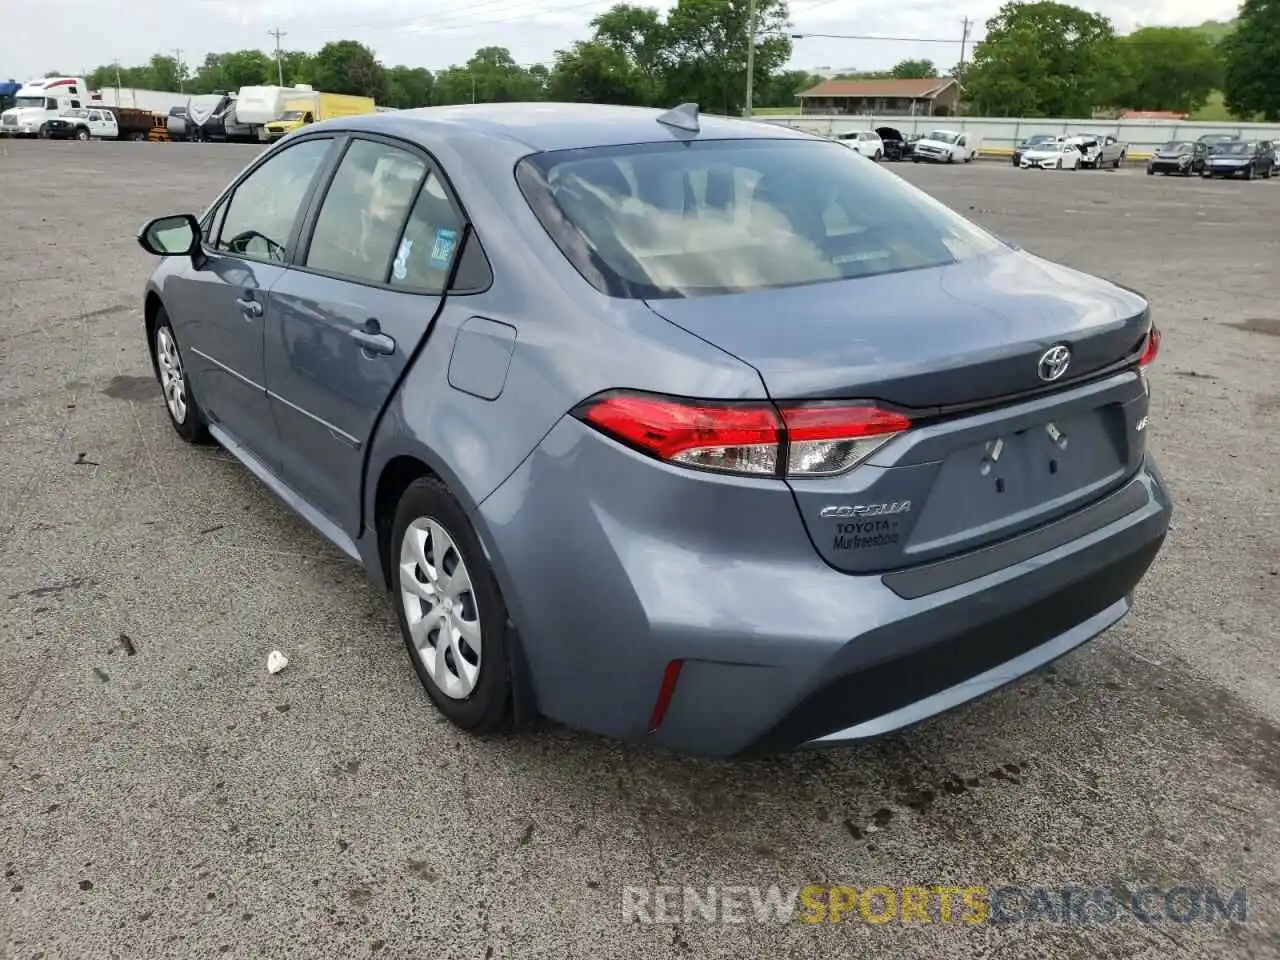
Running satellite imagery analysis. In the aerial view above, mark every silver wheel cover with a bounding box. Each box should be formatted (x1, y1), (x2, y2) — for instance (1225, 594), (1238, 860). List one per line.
(399, 517), (482, 699)
(155, 327), (188, 425)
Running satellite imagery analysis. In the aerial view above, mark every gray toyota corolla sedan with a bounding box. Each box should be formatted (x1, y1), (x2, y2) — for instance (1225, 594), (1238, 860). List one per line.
(136, 102), (1171, 758)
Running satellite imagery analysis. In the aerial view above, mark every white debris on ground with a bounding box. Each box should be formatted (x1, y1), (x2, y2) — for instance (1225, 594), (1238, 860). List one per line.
(266, 650), (289, 675)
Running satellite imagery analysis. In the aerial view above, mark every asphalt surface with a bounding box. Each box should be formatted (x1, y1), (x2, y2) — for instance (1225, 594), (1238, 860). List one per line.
(1, 140), (1278, 960)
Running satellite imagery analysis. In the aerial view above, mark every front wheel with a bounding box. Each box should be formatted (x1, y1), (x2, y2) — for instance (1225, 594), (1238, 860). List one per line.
(392, 477), (514, 733)
(37, 123), (50, 139)
(873, 149), (882, 162)
(76, 128), (90, 141)
(1244, 166), (1254, 180)
(153, 312), (209, 443)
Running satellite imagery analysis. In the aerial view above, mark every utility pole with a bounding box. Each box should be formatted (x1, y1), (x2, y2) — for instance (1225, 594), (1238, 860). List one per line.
(112, 59), (122, 93)
(173, 48), (184, 92)
(956, 17), (972, 115)
(268, 28), (287, 85)
(743, 0), (758, 117)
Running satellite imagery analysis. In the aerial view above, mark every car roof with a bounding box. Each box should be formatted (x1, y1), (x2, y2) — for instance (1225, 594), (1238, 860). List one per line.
(308, 102), (817, 154)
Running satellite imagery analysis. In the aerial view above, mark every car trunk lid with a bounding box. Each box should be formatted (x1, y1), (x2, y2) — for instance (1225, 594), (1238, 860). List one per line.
(645, 251), (1154, 573)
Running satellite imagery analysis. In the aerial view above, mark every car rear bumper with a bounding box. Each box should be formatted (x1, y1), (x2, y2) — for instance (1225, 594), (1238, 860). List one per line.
(476, 417), (1171, 758)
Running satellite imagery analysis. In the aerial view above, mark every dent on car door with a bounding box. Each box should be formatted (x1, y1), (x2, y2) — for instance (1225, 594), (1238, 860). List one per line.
(264, 136), (470, 536)
(171, 137), (336, 469)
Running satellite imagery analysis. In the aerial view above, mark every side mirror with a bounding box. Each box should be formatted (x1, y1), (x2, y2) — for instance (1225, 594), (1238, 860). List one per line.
(137, 214), (201, 257)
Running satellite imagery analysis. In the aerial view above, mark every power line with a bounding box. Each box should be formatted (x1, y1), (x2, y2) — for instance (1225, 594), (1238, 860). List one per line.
(791, 31), (970, 44)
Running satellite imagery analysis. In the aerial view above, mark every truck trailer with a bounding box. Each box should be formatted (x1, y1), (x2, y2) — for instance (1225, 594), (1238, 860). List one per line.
(263, 91), (377, 140)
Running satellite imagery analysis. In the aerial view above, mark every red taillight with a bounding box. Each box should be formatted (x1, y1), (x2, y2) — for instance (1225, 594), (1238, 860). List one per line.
(647, 660), (684, 733)
(1138, 325), (1161, 367)
(576, 392), (910, 478)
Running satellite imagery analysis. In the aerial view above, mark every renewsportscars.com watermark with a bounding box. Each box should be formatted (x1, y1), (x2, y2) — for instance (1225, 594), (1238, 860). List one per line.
(622, 885), (1249, 925)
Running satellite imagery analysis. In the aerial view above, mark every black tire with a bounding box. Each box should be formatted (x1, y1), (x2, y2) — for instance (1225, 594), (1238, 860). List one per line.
(1147, 167), (1155, 175)
(1244, 166), (1254, 180)
(391, 477), (513, 733)
(151, 309), (210, 444)
(76, 127), (90, 141)
(37, 123), (49, 139)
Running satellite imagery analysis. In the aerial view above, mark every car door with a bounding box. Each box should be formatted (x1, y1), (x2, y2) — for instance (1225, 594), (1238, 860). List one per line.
(170, 136), (336, 468)
(264, 135), (470, 535)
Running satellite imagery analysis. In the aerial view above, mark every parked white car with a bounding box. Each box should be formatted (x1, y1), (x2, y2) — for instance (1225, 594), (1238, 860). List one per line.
(836, 130), (885, 160)
(911, 129), (980, 163)
(1019, 138), (1082, 170)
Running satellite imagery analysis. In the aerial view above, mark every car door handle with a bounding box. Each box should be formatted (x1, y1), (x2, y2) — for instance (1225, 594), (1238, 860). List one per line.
(235, 297), (263, 319)
(349, 322), (396, 356)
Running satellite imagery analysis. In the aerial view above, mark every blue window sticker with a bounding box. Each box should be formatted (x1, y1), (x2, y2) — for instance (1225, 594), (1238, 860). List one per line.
(392, 238), (413, 281)
(429, 228), (458, 268)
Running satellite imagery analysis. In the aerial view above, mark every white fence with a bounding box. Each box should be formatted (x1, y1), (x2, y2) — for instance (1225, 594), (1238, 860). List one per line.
(755, 114), (1280, 160)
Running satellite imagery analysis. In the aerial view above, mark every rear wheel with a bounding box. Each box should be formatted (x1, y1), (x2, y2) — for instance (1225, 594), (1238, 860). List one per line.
(76, 127), (90, 141)
(392, 477), (513, 733)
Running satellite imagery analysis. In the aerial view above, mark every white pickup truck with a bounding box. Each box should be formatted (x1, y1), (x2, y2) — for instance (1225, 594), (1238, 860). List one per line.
(910, 129), (981, 164)
(43, 107), (119, 141)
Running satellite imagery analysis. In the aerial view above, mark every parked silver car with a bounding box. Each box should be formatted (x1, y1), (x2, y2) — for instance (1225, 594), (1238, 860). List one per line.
(134, 103), (1171, 758)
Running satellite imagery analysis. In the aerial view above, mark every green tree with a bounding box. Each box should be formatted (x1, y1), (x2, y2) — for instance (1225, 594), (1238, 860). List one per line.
(549, 40), (649, 104)
(663, 0), (792, 115)
(386, 65), (435, 108)
(432, 48), (543, 104)
(310, 40), (388, 100)
(963, 1), (1122, 116)
(591, 4), (672, 102)
(147, 54), (187, 92)
(1222, 0), (1280, 120)
(277, 50), (315, 86)
(754, 68), (822, 108)
(891, 58), (936, 78)
(1115, 27), (1221, 113)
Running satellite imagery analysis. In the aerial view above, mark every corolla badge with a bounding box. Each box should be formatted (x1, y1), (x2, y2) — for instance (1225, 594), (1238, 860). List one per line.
(820, 502), (911, 519)
(1037, 344), (1072, 382)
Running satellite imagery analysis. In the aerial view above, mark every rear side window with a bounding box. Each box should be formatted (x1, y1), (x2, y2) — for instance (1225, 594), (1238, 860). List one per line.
(391, 172), (466, 294)
(217, 138), (332, 262)
(517, 138), (1005, 299)
(305, 139), (427, 284)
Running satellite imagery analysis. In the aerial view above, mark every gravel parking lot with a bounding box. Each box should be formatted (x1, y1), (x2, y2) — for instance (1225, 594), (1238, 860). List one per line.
(1, 140), (1278, 960)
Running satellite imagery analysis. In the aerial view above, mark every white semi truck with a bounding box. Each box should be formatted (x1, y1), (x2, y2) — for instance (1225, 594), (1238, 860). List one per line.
(0, 76), (90, 137)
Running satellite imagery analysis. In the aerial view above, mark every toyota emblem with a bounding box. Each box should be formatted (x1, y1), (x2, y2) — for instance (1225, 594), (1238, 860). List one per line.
(1037, 344), (1072, 382)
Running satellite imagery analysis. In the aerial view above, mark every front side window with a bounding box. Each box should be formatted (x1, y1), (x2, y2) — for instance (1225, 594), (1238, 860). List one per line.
(305, 139), (427, 284)
(216, 138), (332, 262)
(518, 137), (1006, 300)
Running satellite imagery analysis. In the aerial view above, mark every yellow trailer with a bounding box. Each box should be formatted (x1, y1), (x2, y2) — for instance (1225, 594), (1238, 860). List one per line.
(317, 93), (377, 121)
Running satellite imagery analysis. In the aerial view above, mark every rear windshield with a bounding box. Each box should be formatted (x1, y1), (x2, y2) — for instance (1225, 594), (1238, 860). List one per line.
(516, 138), (1006, 300)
